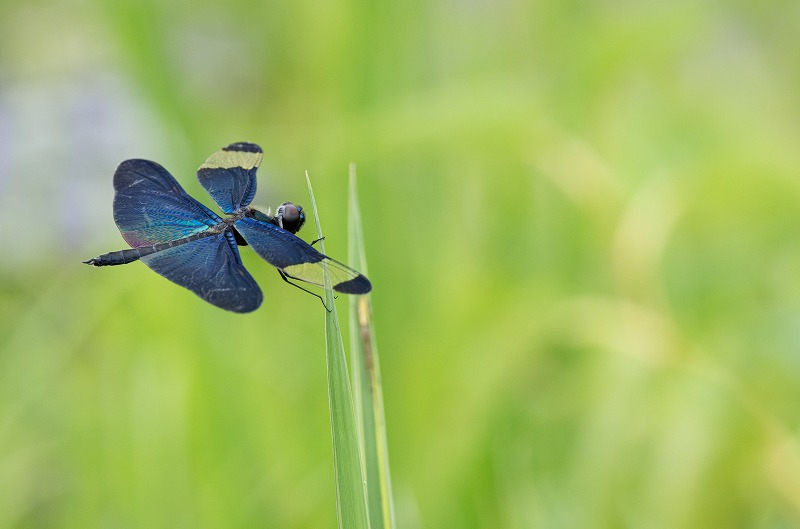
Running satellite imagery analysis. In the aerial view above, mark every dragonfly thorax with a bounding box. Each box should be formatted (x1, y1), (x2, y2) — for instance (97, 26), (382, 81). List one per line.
(235, 202), (305, 243)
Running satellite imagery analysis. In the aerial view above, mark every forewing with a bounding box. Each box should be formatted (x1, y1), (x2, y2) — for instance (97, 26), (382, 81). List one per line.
(141, 231), (263, 313)
(197, 142), (262, 213)
(114, 159), (221, 247)
(235, 217), (371, 294)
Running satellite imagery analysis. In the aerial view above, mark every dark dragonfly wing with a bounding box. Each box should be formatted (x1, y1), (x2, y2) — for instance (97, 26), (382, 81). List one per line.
(234, 217), (371, 294)
(112, 158), (261, 312)
(114, 159), (221, 246)
(140, 231), (263, 313)
(197, 142), (262, 214)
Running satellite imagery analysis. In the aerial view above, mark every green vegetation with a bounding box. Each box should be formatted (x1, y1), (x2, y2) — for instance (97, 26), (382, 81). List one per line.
(349, 166), (396, 529)
(307, 174), (369, 529)
(1, 0), (799, 527)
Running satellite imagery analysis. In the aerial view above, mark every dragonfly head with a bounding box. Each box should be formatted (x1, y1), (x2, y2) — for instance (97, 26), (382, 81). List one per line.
(276, 202), (306, 234)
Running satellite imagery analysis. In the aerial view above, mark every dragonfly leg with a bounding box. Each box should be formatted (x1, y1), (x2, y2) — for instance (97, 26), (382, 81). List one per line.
(310, 236), (325, 247)
(277, 270), (332, 312)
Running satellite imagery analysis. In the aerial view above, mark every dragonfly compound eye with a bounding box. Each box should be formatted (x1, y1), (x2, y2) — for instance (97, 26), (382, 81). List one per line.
(277, 202), (305, 234)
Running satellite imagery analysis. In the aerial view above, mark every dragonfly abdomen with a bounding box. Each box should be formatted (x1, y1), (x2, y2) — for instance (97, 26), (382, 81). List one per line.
(84, 230), (215, 266)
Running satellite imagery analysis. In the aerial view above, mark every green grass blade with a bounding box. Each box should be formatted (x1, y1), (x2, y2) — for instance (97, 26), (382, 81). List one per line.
(348, 164), (396, 529)
(305, 172), (370, 529)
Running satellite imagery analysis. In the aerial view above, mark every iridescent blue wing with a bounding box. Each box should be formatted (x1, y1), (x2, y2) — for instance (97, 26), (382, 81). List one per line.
(113, 159), (221, 247)
(197, 142), (262, 214)
(234, 217), (372, 294)
(141, 231), (263, 313)
(113, 158), (261, 312)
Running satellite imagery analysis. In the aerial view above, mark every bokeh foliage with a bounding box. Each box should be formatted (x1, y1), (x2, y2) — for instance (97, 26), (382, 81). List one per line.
(1, 0), (800, 527)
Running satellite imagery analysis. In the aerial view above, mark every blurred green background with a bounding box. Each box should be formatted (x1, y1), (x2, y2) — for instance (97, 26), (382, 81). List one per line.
(2, 0), (800, 527)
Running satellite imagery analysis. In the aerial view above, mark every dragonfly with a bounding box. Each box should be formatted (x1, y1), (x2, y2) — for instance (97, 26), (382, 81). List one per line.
(84, 142), (371, 313)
